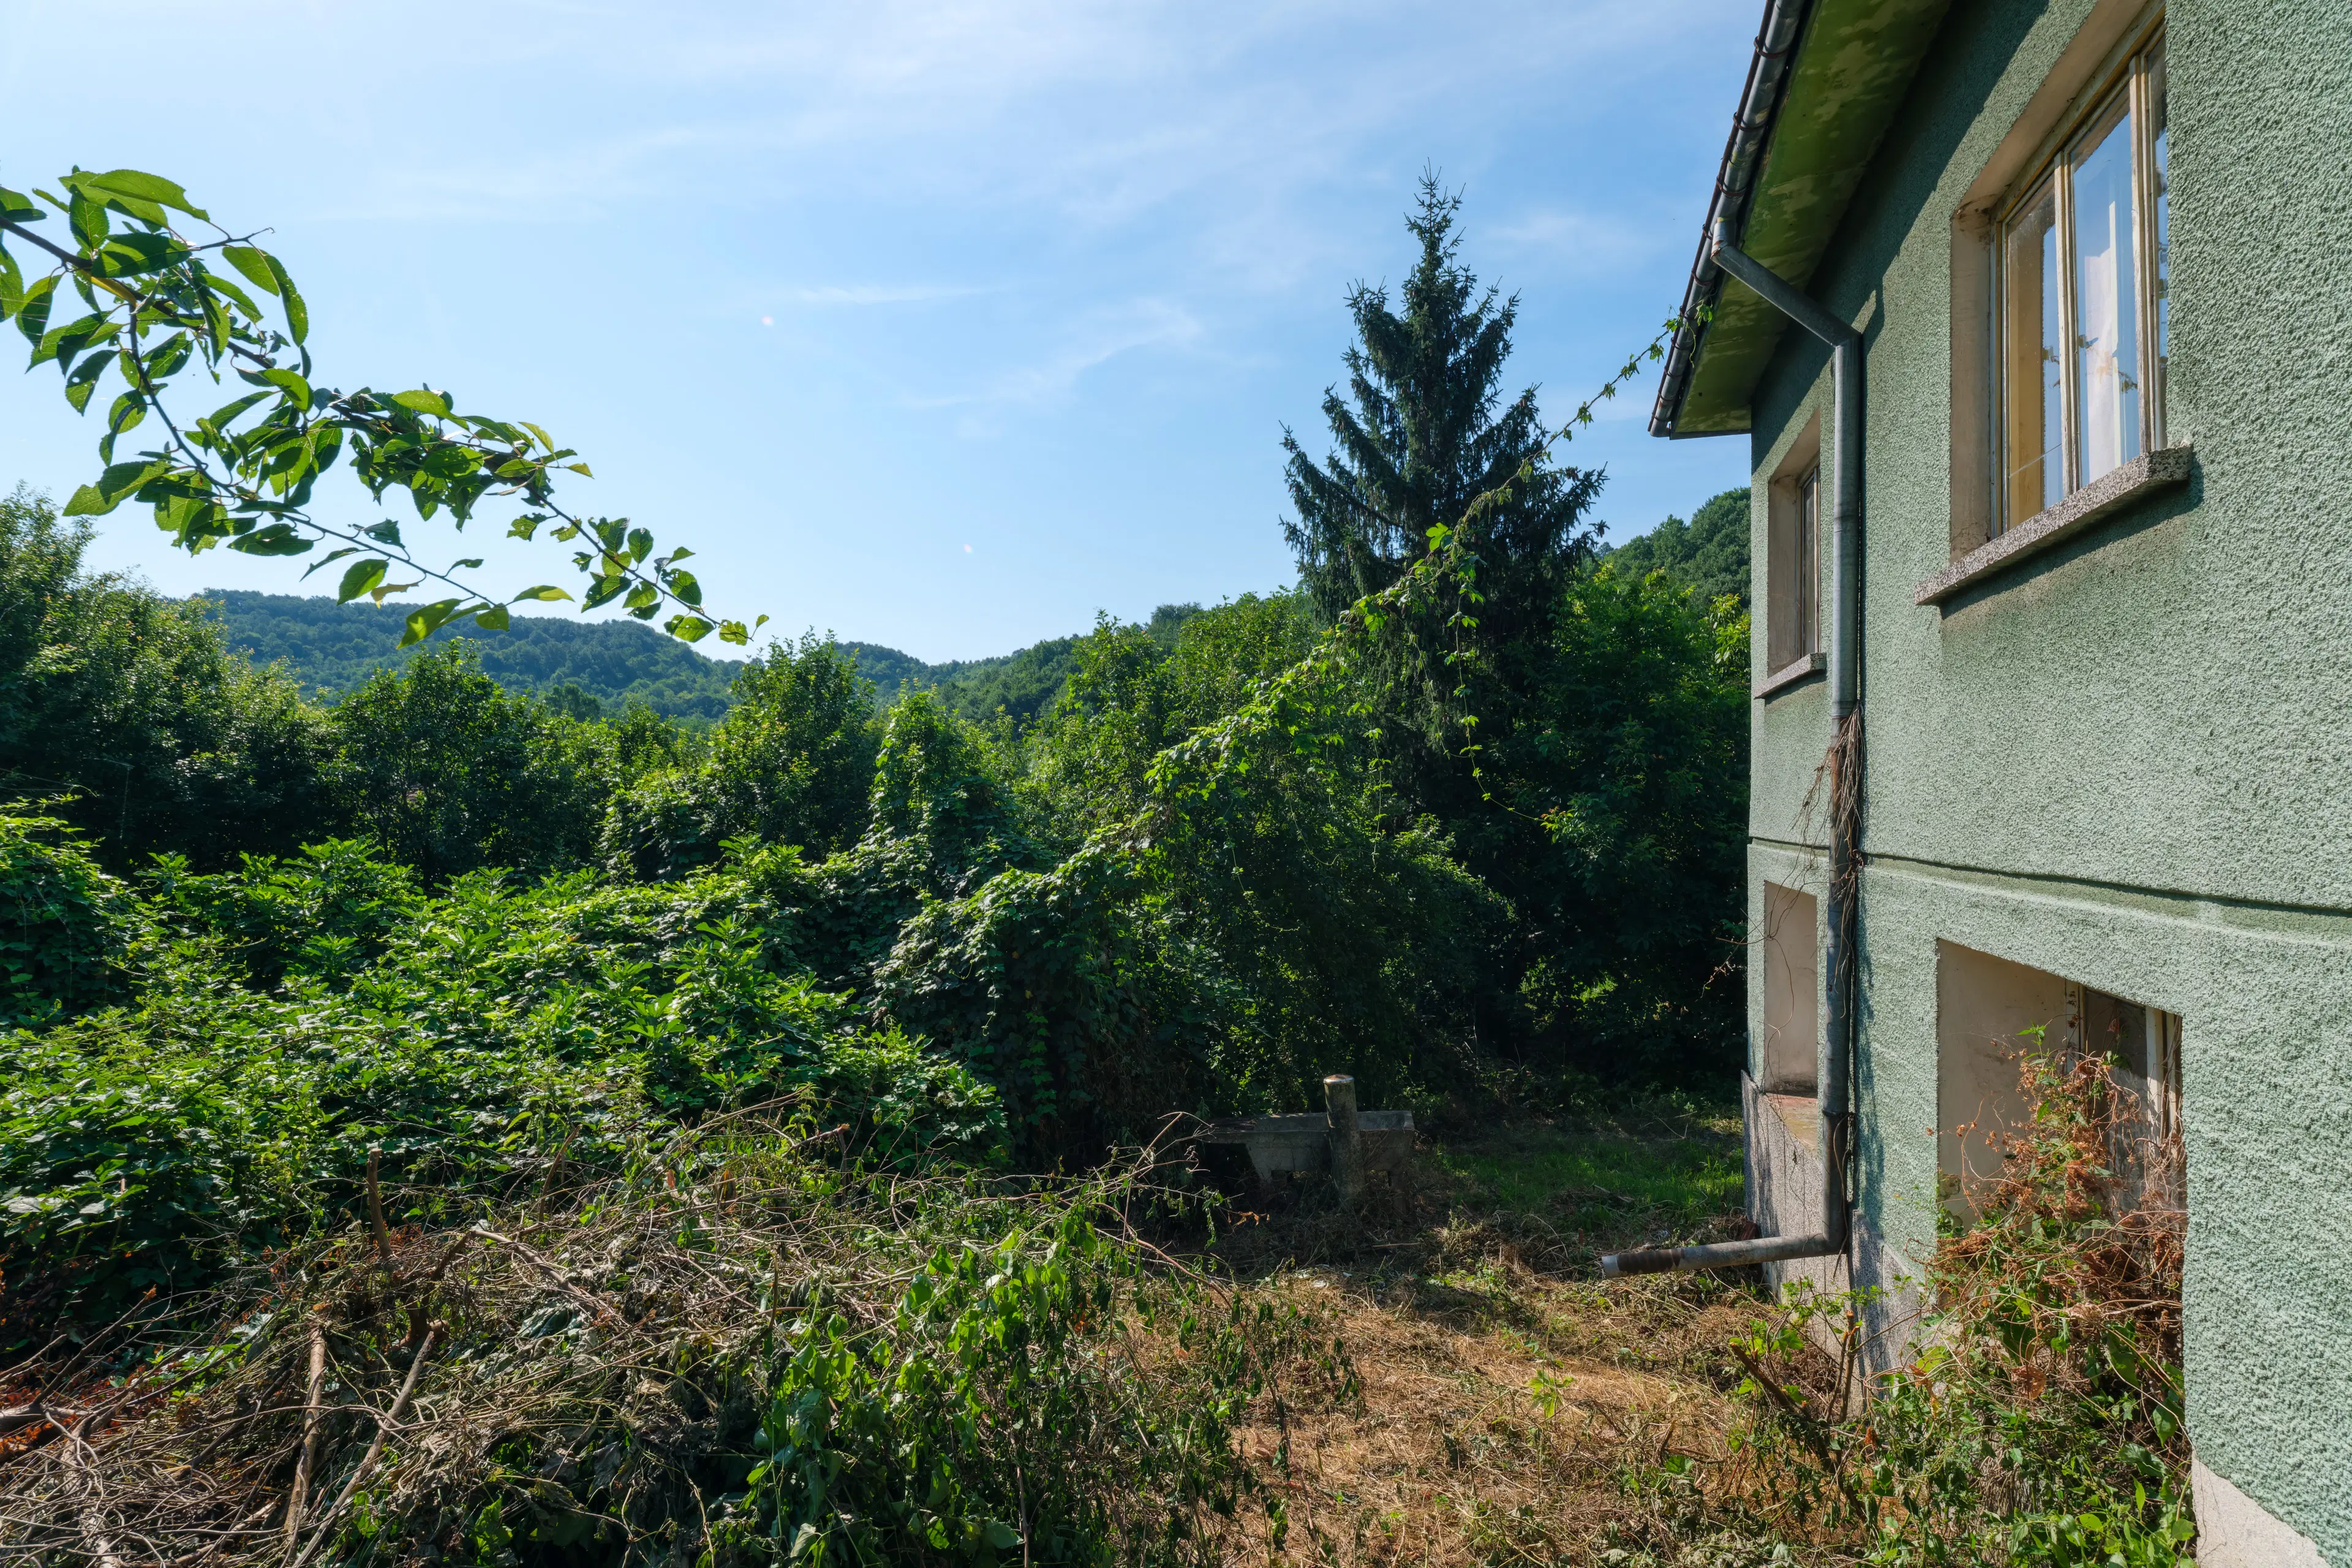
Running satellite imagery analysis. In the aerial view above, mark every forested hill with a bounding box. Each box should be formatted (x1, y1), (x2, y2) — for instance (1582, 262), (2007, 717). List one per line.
(198, 590), (750, 720)
(198, 591), (1205, 724)
(1605, 487), (1750, 609)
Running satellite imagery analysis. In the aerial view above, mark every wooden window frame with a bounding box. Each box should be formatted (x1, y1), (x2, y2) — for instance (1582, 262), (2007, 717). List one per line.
(1992, 21), (2168, 536)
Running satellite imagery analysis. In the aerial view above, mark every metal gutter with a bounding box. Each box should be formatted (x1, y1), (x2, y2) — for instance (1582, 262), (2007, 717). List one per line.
(1605, 230), (1860, 1279)
(1647, 0), (1812, 439)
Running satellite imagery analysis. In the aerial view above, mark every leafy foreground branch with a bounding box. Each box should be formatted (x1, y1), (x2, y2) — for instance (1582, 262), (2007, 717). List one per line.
(0, 168), (760, 647)
(0, 1131), (1348, 1568)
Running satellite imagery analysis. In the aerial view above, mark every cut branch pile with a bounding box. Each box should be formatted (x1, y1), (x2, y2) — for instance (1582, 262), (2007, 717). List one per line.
(0, 1120), (1305, 1567)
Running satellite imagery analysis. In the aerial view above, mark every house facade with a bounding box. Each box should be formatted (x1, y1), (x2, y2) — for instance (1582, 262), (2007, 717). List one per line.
(1646, 1), (2352, 1561)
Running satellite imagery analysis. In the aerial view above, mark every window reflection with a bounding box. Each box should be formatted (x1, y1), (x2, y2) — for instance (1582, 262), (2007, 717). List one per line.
(2071, 101), (2142, 485)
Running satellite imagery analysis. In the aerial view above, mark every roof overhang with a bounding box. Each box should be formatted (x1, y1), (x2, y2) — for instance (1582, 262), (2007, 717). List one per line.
(1651, 0), (1955, 439)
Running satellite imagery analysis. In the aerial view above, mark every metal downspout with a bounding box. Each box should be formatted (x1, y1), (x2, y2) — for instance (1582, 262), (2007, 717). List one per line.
(1602, 230), (1860, 1278)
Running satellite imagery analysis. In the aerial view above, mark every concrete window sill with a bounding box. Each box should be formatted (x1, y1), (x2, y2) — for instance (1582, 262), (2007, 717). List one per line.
(1914, 443), (2193, 607)
(1754, 652), (1825, 699)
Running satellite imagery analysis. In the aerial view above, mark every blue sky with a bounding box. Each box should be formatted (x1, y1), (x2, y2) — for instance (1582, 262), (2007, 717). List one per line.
(0, 0), (1753, 664)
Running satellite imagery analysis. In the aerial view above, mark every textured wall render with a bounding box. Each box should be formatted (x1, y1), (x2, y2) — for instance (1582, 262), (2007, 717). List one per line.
(1739, 0), (2352, 1557)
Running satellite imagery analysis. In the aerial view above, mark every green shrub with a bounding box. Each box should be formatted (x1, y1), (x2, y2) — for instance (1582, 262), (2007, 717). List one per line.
(0, 808), (130, 1024)
(1729, 1050), (2193, 1565)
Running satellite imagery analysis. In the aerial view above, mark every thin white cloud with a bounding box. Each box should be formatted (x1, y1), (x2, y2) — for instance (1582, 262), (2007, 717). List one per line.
(777, 282), (997, 307)
(910, 297), (1204, 414)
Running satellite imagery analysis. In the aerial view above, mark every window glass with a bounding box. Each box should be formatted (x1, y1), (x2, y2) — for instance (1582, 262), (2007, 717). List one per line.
(2002, 181), (2063, 528)
(2070, 96), (2143, 485)
(1796, 467), (1818, 655)
(2148, 44), (2169, 437)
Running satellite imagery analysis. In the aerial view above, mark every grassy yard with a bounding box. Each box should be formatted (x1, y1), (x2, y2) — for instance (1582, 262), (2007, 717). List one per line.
(1206, 1098), (1798, 1567)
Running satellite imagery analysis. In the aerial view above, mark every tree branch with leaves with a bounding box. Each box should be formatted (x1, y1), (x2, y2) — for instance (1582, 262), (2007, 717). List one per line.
(0, 167), (763, 647)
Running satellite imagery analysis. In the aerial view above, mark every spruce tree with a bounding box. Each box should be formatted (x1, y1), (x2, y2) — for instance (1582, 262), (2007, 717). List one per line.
(1282, 176), (1602, 636)
(1281, 176), (1602, 835)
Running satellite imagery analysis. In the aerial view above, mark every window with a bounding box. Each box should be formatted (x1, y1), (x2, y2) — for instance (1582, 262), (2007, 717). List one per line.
(1996, 30), (2168, 532)
(1760, 883), (1819, 1094)
(1936, 941), (2183, 1219)
(1765, 418), (1822, 676)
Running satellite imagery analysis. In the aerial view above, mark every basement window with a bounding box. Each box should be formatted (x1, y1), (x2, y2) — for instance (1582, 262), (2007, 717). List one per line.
(1758, 883), (1819, 1095)
(1936, 941), (2183, 1219)
(1995, 28), (2168, 533)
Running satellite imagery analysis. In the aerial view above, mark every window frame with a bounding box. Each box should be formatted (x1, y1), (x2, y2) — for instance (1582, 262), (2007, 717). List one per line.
(1992, 21), (2168, 535)
(1794, 464), (1820, 659)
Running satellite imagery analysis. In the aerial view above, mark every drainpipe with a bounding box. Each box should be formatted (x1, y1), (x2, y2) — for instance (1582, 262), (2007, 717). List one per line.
(1603, 228), (1861, 1278)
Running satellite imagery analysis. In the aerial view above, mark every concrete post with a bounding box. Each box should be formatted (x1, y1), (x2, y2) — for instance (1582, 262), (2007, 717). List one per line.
(1324, 1074), (1363, 1205)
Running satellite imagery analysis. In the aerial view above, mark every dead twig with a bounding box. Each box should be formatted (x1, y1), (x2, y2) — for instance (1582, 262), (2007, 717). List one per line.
(284, 1325), (437, 1568)
(281, 1314), (328, 1550)
(42, 1407), (123, 1568)
(469, 1227), (622, 1329)
(365, 1148), (391, 1262)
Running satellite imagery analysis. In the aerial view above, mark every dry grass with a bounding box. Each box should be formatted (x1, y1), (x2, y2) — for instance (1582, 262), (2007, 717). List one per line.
(1200, 1101), (1806, 1568)
(0, 1101), (1807, 1568)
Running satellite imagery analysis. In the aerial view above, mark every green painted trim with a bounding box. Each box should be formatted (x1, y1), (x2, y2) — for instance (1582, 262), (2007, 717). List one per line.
(1676, 0), (1955, 435)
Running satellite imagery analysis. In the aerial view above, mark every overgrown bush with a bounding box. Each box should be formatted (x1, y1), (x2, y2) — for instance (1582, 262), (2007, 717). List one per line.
(1728, 1049), (2193, 1565)
(0, 808), (130, 1023)
(603, 636), (881, 880)
(0, 487), (334, 869)
(0, 834), (1006, 1349)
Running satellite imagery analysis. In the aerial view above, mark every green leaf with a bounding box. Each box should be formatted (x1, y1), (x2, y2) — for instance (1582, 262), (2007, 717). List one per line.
(563, 461), (592, 477)
(301, 545), (363, 579)
(206, 391), (272, 431)
(228, 523), (313, 556)
(79, 170), (208, 222)
(369, 579), (418, 605)
(665, 568), (703, 607)
(390, 388), (451, 418)
(195, 262), (263, 322)
(625, 527), (653, 563)
(32, 309), (107, 369)
(261, 368), (313, 408)
(67, 191), (107, 250)
(984, 1523), (1022, 1550)
(13, 274), (55, 345)
(336, 558), (390, 604)
(400, 598), (464, 647)
(62, 355), (110, 413)
(665, 614), (714, 643)
(0, 187), (40, 223)
(510, 585), (571, 603)
(506, 516), (543, 541)
(266, 254), (308, 343)
(94, 231), (179, 277)
(472, 604), (510, 631)
(63, 459), (167, 516)
(447, 557), (484, 571)
(363, 519), (405, 546)
(581, 574), (628, 612)
(221, 246), (280, 296)
(0, 244), (23, 318)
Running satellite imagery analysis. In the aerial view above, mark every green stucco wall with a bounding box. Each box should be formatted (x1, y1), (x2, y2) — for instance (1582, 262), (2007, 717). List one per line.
(1736, 0), (2352, 1557)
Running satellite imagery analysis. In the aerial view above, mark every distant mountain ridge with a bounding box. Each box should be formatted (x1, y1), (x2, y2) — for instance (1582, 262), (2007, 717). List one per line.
(195, 591), (1200, 725)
